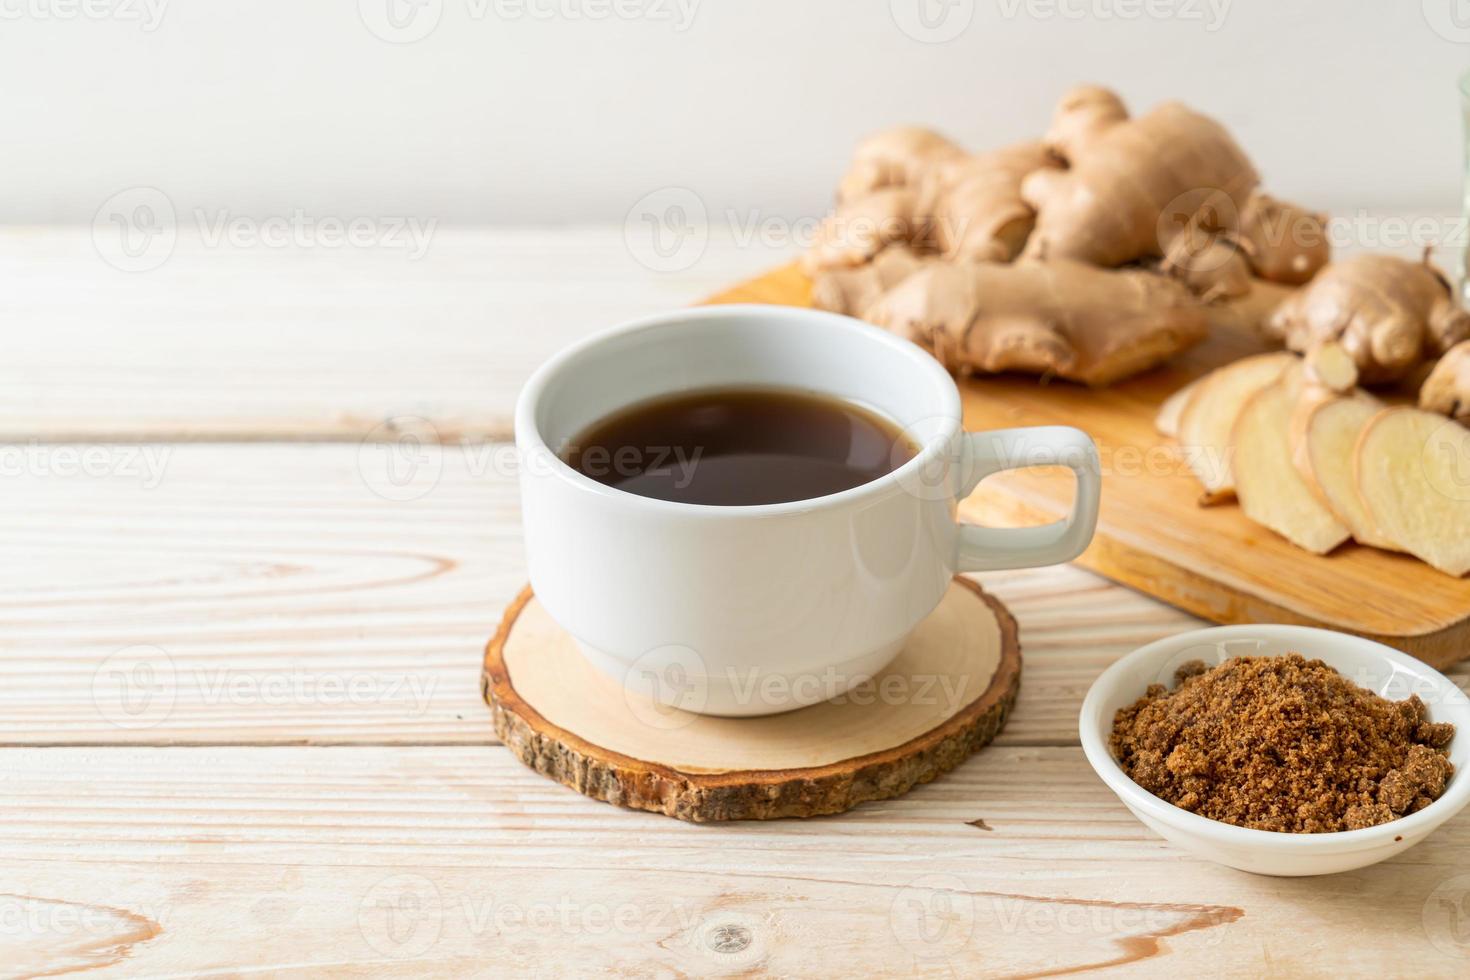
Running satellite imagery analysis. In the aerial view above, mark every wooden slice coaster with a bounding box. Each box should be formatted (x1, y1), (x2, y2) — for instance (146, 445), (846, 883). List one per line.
(482, 577), (1021, 822)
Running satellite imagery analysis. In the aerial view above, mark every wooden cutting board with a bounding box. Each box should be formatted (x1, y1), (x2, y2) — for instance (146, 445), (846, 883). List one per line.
(704, 263), (1470, 668)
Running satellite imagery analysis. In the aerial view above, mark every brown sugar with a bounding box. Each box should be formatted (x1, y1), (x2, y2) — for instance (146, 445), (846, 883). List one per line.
(1109, 654), (1456, 833)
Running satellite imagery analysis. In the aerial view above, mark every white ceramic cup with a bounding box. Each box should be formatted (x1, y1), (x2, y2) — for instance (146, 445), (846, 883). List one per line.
(515, 304), (1100, 716)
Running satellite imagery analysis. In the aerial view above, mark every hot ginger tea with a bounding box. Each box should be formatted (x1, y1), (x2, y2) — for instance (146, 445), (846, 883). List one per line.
(563, 386), (918, 506)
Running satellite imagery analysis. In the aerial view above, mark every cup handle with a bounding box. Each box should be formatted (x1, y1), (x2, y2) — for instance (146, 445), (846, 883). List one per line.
(955, 426), (1101, 572)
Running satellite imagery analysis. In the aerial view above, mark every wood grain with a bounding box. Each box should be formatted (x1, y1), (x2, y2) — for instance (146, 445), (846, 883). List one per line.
(484, 579), (1021, 820)
(0, 228), (792, 442)
(0, 442), (1229, 747)
(704, 263), (1470, 666)
(3, 746), (1467, 976)
(0, 217), (1432, 443)
(5, 226), (1468, 977)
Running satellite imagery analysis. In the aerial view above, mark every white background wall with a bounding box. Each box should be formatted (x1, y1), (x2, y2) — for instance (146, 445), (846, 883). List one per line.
(3, 0), (1469, 225)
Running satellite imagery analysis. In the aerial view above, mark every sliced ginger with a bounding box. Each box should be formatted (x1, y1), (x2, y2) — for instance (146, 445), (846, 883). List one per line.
(1233, 376), (1352, 555)
(1303, 341), (1359, 393)
(1174, 352), (1295, 501)
(1169, 347), (1470, 573)
(1155, 377), (1201, 438)
(1356, 408), (1470, 576)
(1290, 394), (1396, 550)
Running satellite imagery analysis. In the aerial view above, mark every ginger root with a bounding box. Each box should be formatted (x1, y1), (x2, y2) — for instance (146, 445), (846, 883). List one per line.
(835, 126), (966, 202)
(1198, 277), (1297, 338)
(804, 130), (1054, 274)
(864, 260), (1208, 386)
(1265, 255), (1470, 384)
(931, 141), (1056, 262)
(804, 87), (1331, 389)
(1021, 85), (1259, 268)
(1159, 235), (1254, 303)
(1420, 340), (1470, 424)
(803, 127), (959, 272)
(1238, 193), (1330, 285)
(810, 245), (935, 318)
(802, 184), (928, 273)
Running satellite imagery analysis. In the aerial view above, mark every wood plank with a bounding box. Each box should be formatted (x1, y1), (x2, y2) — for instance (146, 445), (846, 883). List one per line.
(0, 442), (1227, 746)
(0, 218), (1435, 447)
(706, 263), (1470, 667)
(0, 442), (517, 744)
(0, 227), (793, 442)
(3, 745), (1468, 976)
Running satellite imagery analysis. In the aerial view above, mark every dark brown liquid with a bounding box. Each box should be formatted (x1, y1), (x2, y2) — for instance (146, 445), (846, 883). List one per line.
(563, 386), (917, 506)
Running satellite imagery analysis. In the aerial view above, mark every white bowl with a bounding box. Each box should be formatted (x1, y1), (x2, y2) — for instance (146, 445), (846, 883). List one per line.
(1079, 625), (1470, 876)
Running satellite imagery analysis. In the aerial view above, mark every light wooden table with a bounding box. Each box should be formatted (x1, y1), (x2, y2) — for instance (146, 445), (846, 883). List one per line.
(4, 227), (1469, 977)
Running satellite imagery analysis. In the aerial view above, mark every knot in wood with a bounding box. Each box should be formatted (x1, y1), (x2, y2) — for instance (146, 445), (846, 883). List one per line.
(706, 923), (752, 954)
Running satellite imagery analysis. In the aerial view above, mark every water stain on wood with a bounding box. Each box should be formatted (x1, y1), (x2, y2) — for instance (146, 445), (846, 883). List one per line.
(977, 890), (1243, 978)
(1, 893), (160, 978)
